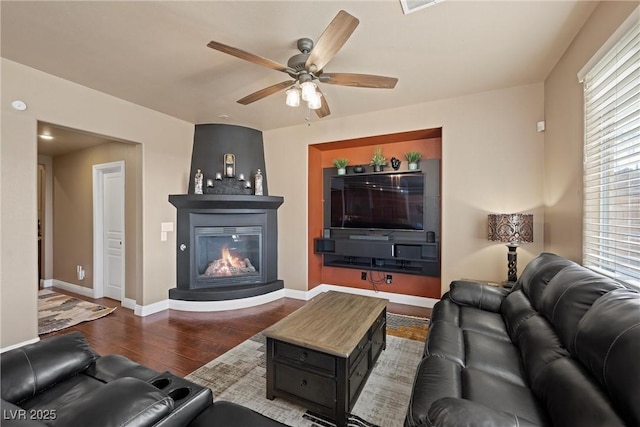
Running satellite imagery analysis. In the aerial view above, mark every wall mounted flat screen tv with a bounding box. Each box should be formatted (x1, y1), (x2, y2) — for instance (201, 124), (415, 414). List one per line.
(330, 173), (424, 230)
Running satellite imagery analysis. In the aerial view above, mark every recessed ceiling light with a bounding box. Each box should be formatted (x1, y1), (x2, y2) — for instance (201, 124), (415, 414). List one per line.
(39, 134), (54, 140)
(11, 100), (28, 111)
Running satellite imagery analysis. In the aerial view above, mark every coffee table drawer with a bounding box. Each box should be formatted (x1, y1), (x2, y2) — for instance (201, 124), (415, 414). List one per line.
(348, 350), (370, 403)
(275, 341), (336, 374)
(274, 363), (336, 408)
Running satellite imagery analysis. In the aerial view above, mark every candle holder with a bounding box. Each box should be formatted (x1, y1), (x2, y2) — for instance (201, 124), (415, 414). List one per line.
(215, 172), (222, 181)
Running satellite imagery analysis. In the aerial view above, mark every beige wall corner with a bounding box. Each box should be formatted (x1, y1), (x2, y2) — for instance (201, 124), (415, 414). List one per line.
(544, 2), (638, 263)
(265, 83), (545, 295)
(1, 110), (39, 347)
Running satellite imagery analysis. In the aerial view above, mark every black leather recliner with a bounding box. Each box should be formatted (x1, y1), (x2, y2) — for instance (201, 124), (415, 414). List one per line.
(1, 331), (286, 426)
(405, 252), (640, 427)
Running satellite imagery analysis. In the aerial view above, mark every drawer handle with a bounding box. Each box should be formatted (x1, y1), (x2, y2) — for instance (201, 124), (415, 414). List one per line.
(300, 352), (308, 361)
(357, 344), (364, 351)
(300, 380), (307, 387)
(356, 371), (364, 378)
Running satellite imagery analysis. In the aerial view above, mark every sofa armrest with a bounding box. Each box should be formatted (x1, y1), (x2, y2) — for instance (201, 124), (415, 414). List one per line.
(54, 377), (174, 427)
(448, 280), (510, 312)
(427, 398), (538, 427)
(1, 332), (97, 404)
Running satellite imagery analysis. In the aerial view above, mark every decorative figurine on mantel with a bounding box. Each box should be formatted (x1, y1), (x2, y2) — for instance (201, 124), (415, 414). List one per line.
(254, 169), (263, 195)
(194, 169), (203, 194)
(224, 153), (236, 178)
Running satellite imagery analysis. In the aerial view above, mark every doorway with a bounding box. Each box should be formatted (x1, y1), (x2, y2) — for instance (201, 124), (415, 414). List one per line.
(93, 161), (125, 301)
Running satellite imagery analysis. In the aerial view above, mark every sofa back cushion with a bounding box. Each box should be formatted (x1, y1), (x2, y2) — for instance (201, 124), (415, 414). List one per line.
(518, 253), (576, 311)
(532, 357), (626, 427)
(539, 264), (622, 353)
(0, 332), (96, 404)
(574, 288), (640, 427)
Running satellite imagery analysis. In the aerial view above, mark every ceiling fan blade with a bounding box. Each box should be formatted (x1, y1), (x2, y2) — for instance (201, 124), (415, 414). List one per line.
(237, 80), (296, 105)
(207, 40), (290, 73)
(305, 10), (359, 72)
(315, 89), (331, 118)
(320, 73), (398, 89)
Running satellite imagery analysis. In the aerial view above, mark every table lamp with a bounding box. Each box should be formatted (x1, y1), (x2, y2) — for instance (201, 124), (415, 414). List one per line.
(488, 213), (533, 282)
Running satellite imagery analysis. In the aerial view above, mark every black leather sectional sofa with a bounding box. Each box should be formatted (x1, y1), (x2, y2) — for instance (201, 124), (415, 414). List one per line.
(1, 331), (285, 426)
(405, 252), (640, 427)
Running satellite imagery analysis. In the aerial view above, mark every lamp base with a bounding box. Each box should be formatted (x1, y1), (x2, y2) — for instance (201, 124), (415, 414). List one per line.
(506, 244), (519, 282)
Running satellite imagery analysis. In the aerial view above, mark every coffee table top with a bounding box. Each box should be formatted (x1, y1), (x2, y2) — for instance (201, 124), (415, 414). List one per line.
(264, 291), (388, 357)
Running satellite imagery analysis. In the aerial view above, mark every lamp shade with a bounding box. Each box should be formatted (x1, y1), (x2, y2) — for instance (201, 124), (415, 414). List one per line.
(285, 87), (300, 107)
(488, 213), (533, 244)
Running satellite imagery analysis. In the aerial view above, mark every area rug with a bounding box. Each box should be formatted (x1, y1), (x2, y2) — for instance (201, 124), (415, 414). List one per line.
(187, 314), (428, 427)
(38, 289), (116, 335)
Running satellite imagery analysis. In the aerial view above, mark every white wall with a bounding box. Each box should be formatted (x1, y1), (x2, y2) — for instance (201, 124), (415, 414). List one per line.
(265, 83), (546, 293)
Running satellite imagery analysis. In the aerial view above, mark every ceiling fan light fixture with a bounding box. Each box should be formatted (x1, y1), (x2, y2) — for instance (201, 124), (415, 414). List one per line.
(285, 87), (300, 107)
(307, 91), (322, 110)
(300, 81), (317, 102)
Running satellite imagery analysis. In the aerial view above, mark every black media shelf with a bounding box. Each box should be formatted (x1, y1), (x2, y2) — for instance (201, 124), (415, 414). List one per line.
(314, 238), (440, 277)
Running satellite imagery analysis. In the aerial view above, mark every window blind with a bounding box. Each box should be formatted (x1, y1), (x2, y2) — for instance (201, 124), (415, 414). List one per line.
(583, 20), (640, 287)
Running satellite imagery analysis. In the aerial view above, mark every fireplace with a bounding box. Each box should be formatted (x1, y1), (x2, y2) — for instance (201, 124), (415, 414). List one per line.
(168, 196), (283, 301)
(168, 123), (283, 302)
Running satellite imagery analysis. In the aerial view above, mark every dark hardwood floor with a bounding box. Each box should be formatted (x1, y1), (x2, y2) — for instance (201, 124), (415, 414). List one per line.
(44, 288), (432, 377)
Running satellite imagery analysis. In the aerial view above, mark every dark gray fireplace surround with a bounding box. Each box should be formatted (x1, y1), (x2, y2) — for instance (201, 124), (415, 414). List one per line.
(169, 124), (284, 302)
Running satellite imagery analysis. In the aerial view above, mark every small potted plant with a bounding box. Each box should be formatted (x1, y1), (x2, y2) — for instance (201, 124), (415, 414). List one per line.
(405, 151), (422, 170)
(370, 147), (386, 172)
(333, 158), (349, 175)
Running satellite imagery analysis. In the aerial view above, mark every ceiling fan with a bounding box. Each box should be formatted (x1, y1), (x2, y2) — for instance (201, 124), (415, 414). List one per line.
(207, 10), (398, 118)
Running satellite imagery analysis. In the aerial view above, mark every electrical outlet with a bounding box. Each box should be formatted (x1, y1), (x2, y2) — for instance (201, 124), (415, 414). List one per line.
(361, 272), (367, 280)
(386, 274), (393, 284)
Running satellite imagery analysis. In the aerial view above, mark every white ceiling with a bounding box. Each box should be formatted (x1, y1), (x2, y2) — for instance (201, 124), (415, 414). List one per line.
(2, 1), (598, 131)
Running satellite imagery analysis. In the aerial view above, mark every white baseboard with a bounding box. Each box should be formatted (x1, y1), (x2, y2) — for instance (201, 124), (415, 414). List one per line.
(287, 284), (439, 308)
(40, 279), (53, 288)
(1, 337), (40, 354)
(135, 299), (170, 317)
(122, 297), (137, 310)
(50, 279), (94, 297)
(157, 283), (437, 314)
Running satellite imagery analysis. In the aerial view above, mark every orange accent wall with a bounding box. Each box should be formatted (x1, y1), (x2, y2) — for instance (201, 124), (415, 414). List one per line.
(308, 129), (442, 299)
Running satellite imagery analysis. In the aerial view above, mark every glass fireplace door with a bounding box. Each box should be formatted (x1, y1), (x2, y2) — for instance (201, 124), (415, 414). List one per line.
(193, 226), (262, 287)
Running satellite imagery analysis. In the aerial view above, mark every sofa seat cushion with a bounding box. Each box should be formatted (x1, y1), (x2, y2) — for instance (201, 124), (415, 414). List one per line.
(53, 377), (174, 427)
(406, 356), (546, 427)
(464, 332), (527, 386)
(463, 368), (548, 426)
(425, 322), (527, 386)
(431, 299), (510, 341)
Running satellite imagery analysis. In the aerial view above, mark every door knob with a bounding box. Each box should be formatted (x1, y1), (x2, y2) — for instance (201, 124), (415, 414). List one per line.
(180, 244), (187, 251)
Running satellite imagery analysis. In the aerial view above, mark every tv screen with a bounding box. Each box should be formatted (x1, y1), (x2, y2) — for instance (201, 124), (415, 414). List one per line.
(330, 173), (424, 230)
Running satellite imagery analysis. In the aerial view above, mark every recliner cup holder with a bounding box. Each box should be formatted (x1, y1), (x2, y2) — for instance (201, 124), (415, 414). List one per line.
(168, 387), (191, 401)
(151, 377), (172, 389)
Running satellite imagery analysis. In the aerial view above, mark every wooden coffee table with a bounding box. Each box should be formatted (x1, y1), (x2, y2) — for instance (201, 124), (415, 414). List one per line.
(264, 291), (388, 427)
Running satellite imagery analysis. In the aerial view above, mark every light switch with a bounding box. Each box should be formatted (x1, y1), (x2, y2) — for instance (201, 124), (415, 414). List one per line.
(161, 231), (168, 241)
(161, 222), (174, 232)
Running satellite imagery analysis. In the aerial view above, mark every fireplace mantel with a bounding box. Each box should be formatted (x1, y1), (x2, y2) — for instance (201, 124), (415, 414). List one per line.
(169, 194), (283, 210)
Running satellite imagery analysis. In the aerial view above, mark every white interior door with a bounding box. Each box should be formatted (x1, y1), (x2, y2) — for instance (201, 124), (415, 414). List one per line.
(93, 161), (125, 301)
(103, 170), (123, 300)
